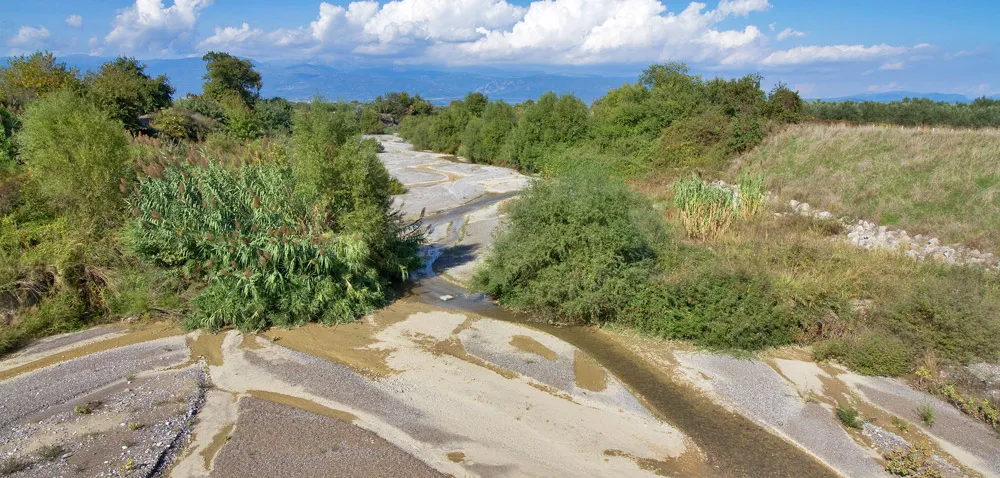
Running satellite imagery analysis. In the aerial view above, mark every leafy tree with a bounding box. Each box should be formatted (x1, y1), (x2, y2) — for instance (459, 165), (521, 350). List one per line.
(0, 51), (81, 107)
(461, 101), (516, 163)
(85, 57), (173, 133)
(16, 91), (131, 226)
(463, 92), (488, 117)
(0, 105), (19, 168)
(255, 97), (294, 135)
(201, 52), (262, 107)
(218, 92), (263, 140)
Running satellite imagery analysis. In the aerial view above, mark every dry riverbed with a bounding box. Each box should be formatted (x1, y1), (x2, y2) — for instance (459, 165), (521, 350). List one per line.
(0, 135), (996, 477)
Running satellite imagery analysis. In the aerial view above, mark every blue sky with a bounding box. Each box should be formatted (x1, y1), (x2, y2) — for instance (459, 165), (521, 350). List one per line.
(2, 0), (997, 98)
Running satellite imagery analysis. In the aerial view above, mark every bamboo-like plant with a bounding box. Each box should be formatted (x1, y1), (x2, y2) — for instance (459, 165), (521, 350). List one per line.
(673, 175), (738, 239)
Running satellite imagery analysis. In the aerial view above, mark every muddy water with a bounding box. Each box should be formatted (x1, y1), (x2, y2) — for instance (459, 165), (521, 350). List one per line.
(409, 271), (836, 477)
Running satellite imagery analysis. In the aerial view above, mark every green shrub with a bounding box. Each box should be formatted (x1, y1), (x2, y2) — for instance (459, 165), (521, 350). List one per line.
(84, 57), (173, 134)
(16, 90), (131, 227)
(472, 168), (664, 324)
(124, 155), (389, 332)
(622, 270), (802, 350)
(814, 332), (911, 376)
(152, 107), (197, 140)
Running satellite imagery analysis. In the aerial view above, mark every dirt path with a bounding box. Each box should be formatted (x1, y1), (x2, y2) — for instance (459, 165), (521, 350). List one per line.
(0, 136), (995, 477)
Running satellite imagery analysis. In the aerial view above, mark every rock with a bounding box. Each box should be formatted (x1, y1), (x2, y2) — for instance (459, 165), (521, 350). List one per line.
(439, 295), (454, 301)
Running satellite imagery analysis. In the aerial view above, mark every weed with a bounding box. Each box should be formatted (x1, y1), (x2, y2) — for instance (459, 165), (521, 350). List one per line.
(127, 421), (143, 431)
(125, 374), (136, 382)
(73, 405), (91, 415)
(918, 404), (935, 426)
(35, 444), (63, 461)
(672, 175), (737, 239)
(119, 458), (135, 472)
(883, 442), (941, 477)
(0, 457), (27, 475)
(837, 403), (863, 429)
(892, 416), (910, 432)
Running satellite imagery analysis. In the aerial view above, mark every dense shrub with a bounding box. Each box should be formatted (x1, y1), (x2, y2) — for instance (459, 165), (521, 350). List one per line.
(84, 57), (173, 133)
(152, 108), (197, 140)
(0, 105), (18, 168)
(16, 91), (131, 226)
(472, 168), (664, 323)
(814, 332), (911, 376)
(0, 51), (81, 107)
(460, 101), (516, 163)
(806, 97), (1000, 128)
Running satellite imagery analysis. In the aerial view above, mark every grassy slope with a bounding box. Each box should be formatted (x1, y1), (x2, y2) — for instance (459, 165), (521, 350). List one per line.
(739, 123), (1000, 252)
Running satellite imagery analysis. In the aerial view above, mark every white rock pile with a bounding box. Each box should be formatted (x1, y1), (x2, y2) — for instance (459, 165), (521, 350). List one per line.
(788, 199), (1000, 271)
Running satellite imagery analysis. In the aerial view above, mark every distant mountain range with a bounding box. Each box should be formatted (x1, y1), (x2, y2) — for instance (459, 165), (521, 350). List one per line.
(7, 55), (996, 105)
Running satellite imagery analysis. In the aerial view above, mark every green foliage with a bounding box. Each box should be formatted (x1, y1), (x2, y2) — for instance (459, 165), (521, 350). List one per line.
(201, 52), (262, 107)
(622, 269), (803, 350)
(174, 94), (227, 122)
(0, 51), (81, 107)
(501, 92), (589, 171)
(0, 105), (19, 168)
(16, 90), (131, 226)
(836, 404), (863, 429)
(918, 404), (935, 426)
(152, 107), (197, 140)
(255, 97), (294, 135)
(125, 153), (385, 332)
(814, 332), (911, 376)
(884, 442), (942, 477)
(672, 175), (737, 239)
(472, 168), (663, 324)
(85, 57), (173, 133)
(460, 101), (516, 164)
(807, 97), (1000, 128)
(219, 92), (263, 140)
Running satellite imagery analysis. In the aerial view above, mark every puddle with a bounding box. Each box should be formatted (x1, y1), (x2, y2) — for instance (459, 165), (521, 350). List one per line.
(510, 335), (557, 361)
(187, 331), (227, 367)
(574, 349), (609, 392)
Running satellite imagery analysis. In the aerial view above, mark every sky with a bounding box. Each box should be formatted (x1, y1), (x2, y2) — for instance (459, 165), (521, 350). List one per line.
(1, 0), (997, 98)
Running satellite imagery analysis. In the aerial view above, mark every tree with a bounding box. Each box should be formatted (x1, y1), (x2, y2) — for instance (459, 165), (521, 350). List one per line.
(85, 57), (174, 133)
(0, 51), (80, 107)
(201, 52), (262, 107)
(16, 91), (131, 225)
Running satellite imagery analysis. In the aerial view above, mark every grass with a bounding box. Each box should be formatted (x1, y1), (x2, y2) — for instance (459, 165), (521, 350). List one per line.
(837, 403), (863, 429)
(672, 175), (738, 239)
(0, 457), (27, 475)
(739, 123), (1000, 252)
(35, 444), (63, 461)
(892, 415), (910, 432)
(918, 404), (936, 426)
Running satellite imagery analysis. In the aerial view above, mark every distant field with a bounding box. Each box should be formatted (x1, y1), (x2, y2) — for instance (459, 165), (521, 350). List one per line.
(740, 123), (1000, 252)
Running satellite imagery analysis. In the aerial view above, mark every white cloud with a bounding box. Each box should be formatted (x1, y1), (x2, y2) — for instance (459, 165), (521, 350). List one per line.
(66, 15), (83, 28)
(761, 44), (910, 66)
(105, 0), (213, 56)
(775, 27), (805, 41)
(879, 61), (904, 70)
(768, 22), (776, 32)
(7, 26), (51, 54)
(715, 0), (771, 17)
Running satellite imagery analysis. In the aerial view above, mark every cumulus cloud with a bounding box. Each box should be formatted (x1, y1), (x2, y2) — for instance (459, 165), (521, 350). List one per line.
(105, 0), (213, 56)
(7, 26), (51, 54)
(879, 61), (904, 70)
(66, 15), (83, 28)
(761, 44), (910, 66)
(192, 0), (928, 70)
(775, 27), (805, 41)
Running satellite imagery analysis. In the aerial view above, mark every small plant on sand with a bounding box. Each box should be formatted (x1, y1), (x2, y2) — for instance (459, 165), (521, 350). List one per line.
(837, 403), (863, 429)
(73, 405), (91, 415)
(892, 416), (910, 432)
(884, 442), (941, 477)
(0, 456), (28, 475)
(127, 421), (143, 431)
(36, 444), (63, 461)
(918, 404), (935, 426)
(118, 457), (135, 472)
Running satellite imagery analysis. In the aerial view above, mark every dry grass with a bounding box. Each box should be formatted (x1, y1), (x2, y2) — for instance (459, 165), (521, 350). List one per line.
(736, 123), (1000, 252)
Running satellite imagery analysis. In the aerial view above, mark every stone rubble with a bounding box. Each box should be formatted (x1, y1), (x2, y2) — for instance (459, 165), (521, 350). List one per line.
(787, 199), (1000, 271)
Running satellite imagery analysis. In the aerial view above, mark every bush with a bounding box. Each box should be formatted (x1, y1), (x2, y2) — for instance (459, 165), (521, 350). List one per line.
(814, 332), (911, 376)
(84, 57), (173, 134)
(622, 270), (803, 350)
(672, 175), (737, 239)
(472, 168), (664, 324)
(125, 155), (388, 332)
(152, 107), (197, 140)
(16, 90), (131, 227)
